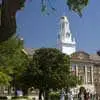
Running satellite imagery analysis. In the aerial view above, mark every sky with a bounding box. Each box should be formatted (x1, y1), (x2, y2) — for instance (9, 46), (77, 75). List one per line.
(16, 0), (100, 54)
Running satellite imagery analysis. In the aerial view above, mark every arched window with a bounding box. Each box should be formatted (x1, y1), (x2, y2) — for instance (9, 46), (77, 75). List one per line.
(66, 32), (70, 38)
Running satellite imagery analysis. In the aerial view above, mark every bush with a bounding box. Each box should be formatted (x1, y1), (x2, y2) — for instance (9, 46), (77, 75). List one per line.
(49, 91), (60, 100)
(11, 96), (28, 99)
(0, 96), (7, 100)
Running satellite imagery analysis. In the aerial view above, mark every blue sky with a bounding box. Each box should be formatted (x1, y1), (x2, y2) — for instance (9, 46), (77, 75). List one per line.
(16, 0), (100, 54)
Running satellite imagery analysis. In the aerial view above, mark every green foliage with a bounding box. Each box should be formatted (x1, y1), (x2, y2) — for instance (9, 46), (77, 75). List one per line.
(41, 0), (89, 16)
(41, 0), (56, 15)
(67, 75), (82, 88)
(0, 36), (28, 86)
(0, 72), (11, 85)
(31, 48), (70, 90)
(11, 96), (28, 99)
(17, 48), (69, 98)
(20, 48), (79, 93)
(20, 48), (78, 99)
(0, 0), (89, 42)
(49, 91), (60, 100)
(0, 36), (23, 69)
(67, 0), (88, 17)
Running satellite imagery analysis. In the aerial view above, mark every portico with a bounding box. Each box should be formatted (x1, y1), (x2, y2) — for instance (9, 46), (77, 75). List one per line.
(71, 63), (94, 85)
(70, 51), (100, 94)
(57, 16), (98, 95)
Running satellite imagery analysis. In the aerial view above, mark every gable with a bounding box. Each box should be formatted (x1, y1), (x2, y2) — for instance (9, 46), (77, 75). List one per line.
(71, 51), (90, 60)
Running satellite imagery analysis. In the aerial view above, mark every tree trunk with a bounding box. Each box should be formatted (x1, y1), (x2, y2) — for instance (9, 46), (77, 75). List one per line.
(39, 89), (43, 100)
(22, 87), (28, 96)
(0, 0), (25, 42)
(1, 0), (16, 42)
(44, 88), (49, 100)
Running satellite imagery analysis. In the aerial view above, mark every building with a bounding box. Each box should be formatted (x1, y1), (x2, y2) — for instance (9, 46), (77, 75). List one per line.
(24, 16), (100, 96)
(70, 51), (97, 95)
(58, 16), (100, 96)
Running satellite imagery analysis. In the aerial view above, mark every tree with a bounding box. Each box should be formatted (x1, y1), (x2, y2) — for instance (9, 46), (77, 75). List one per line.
(41, 0), (88, 16)
(0, 0), (89, 42)
(0, 72), (11, 95)
(21, 48), (79, 100)
(0, 72), (11, 86)
(0, 35), (28, 94)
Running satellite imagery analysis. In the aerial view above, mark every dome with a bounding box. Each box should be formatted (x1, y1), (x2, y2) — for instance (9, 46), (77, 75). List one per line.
(60, 16), (68, 23)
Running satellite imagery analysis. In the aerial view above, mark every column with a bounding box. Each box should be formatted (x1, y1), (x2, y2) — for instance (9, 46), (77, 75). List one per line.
(85, 65), (87, 84)
(75, 64), (78, 76)
(91, 65), (94, 84)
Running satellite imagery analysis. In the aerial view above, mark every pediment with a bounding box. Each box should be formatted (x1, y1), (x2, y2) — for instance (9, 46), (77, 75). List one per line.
(71, 51), (90, 60)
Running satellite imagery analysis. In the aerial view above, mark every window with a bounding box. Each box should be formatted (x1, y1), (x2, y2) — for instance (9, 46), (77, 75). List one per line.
(66, 32), (70, 38)
(79, 75), (84, 83)
(61, 23), (65, 30)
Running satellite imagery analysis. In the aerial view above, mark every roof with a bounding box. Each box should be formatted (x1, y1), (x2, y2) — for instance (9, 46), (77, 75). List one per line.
(90, 54), (100, 61)
(23, 48), (100, 61)
(24, 48), (36, 56)
(71, 51), (90, 60)
(71, 51), (100, 62)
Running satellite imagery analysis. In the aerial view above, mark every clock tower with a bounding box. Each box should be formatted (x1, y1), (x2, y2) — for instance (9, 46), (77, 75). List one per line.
(58, 16), (76, 55)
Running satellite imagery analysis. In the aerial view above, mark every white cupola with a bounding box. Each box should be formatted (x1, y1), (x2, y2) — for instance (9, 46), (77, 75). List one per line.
(58, 16), (76, 55)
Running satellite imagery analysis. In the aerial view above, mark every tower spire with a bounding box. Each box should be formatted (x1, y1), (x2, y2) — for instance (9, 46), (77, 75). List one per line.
(58, 16), (76, 55)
